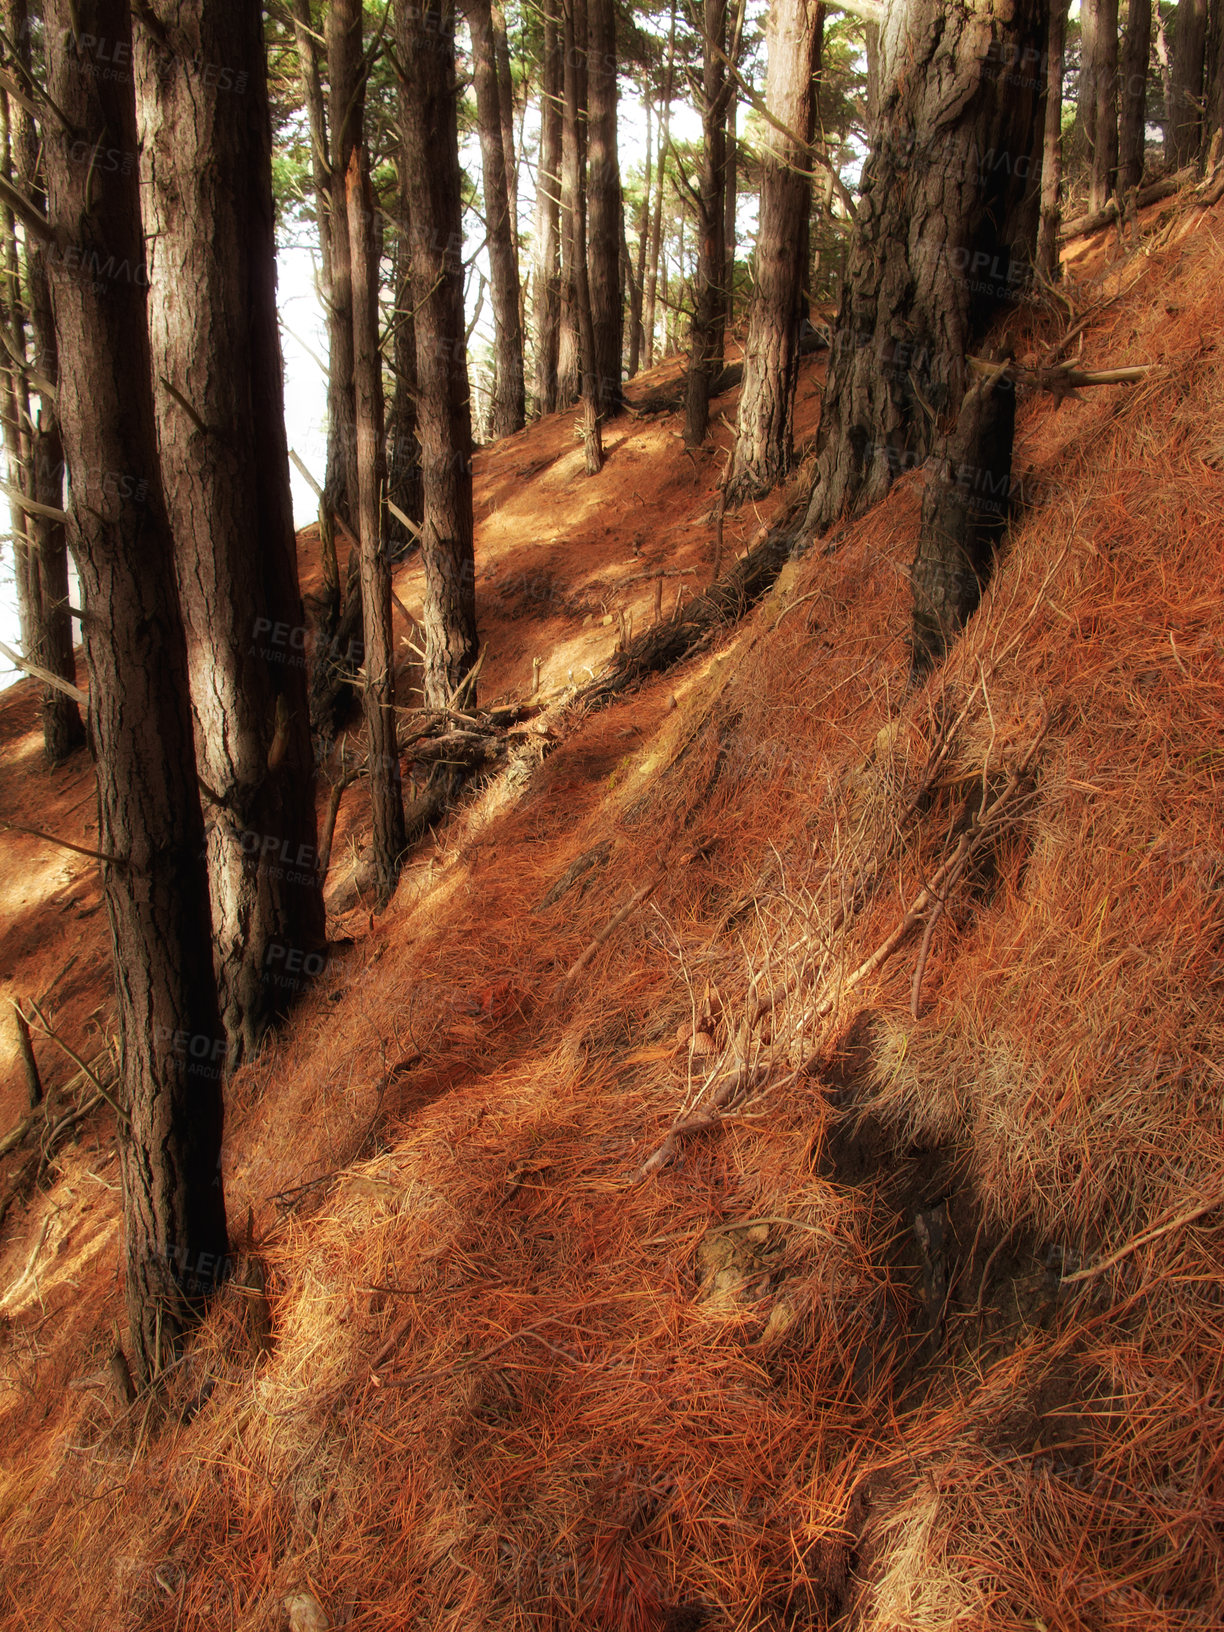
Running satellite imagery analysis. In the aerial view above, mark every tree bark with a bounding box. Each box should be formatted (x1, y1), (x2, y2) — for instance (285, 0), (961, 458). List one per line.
(490, 0), (519, 263)
(135, 0), (326, 1068)
(1036, 0), (1070, 277)
(684, 0), (730, 448)
(586, 0), (622, 414)
(324, 0), (361, 537)
(44, 0), (229, 1383)
(1081, 0), (1119, 212)
(465, 0), (525, 437)
(12, 0), (85, 763)
(386, 212), (423, 553)
(347, 140), (407, 905)
(556, 0), (586, 406)
(627, 96), (651, 379)
(643, 0), (677, 372)
(1118, 0), (1152, 191)
(562, 0), (604, 472)
(396, 0), (480, 707)
(724, 0), (823, 501)
(531, 0), (563, 414)
(807, 0), (1046, 534)
(1168, 0), (1208, 166)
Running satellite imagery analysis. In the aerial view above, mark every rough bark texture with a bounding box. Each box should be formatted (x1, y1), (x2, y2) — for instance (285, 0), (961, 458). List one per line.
(531, 0), (563, 414)
(135, 0), (325, 1068)
(1081, 0), (1119, 212)
(684, 0), (730, 448)
(556, 0), (586, 407)
(1036, 0), (1070, 277)
(490, 0), (518, 262)
(1168, 0), (1208, 166)
(397, 0), (480, 706)
(12, 1), (84, 763)
(562, 0), (603, 473)
(724, 0), (823, 500)
(586, 0), (622, 413)
(347, 144), (407, 904)
(386, 215), (423, 553)
(44, 0), (229, 1383)
(324, 0), (362, 536)
(1118, 0), (1152, 190)
(465, 0), (525, 436)
(806, 0), (1046, 536)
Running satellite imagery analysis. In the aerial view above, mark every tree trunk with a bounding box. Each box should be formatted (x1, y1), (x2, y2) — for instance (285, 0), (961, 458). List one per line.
(44, 0), (229, 1383)
(397, 0), (480, 707)
(465, 0), (525, 437)
(586, 0), (622, 414)
(1118, 0), (1152, 190)
(490, 0), (519, 263)
(1037, 0), (1070, 277)
(12, 0), (85, 763)
(386, 214), (423, 553)
(724, 0), (823, 501)
(724, 88), (738, 335)
(0, 82), (33, 662)
(1082, 0), (1119, 212)
(807, 0), (1046, 535)
(135, 0), (325, 1067)
(628, 96), (652, 380)
(347, 141), (407, 905)
(556, 0), (585, 406)
(531, 0), (563, 414)
(324, 0), (361, 537)
(684, 0), (730, 448)
(643, 0), (677, 371)
(563, 0), (604, 473)
(1168, 0), (1208, 166)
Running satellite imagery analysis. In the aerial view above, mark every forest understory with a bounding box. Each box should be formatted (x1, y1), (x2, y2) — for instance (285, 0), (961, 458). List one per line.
(2, 193), (1224, 1628)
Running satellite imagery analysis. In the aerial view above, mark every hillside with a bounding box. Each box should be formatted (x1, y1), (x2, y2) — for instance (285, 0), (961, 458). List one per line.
(2, 196), (1224, 1630)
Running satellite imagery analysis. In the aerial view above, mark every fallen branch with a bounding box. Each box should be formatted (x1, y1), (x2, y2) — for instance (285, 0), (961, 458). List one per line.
(0, 639), (88, 704)
(1061, 1189), (1224, 1287)
(1058, 165), (1195, 241)
(556, 877), (661, 996)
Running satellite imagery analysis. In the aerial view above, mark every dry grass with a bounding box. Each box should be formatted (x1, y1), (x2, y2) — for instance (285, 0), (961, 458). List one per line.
(3, 205), (1224, 1629)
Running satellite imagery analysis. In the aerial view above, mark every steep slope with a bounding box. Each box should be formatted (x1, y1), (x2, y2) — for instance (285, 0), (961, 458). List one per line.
(1, 200), (1223, 1630)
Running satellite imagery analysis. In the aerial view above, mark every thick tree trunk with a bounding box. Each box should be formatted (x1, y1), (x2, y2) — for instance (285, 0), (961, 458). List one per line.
(347, 144), (407, 905)
(807, 0), (1046, 534)
(531, 0), (563, 414)
(1118, 0), (1152, 190)
(586, 0), (622, 414)
(1036, 0), (1070, 277)
(324, 0), (361, 538)
(12, 2), (84, 763)
(465, 0), (525, 437)
(397, 0), (480, 707)
(724, 0), (823, 501)
(684, 0), (730, 448)
(1081, 0), (1119, 212)
(44, 0), (229, 1383)
(556, 0), (586, 407)
(135, 0), (325, 1069)
(562, 0), (604, 473)
(1168, 0), (1208, 166)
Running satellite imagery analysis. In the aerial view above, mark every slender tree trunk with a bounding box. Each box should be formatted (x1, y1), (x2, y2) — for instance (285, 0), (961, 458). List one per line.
(1118, 0), (1152, 190)
(724, 0), (823, 500)
(562, 0), (603, 472)
(621, 215), (643, 380)
(586, 0), (622, 414)
(628, 95), (652, 379)
(490, 0), (518, 262)
(644, 0), (677, 371)
(1037, 0), (1070, 277)
(397, 0), (480, 706)
(1168, 0), (1209, 166)
(45, 0), (228, 1383)
(556, 0), (585, 406)
(531, 0), (563, 414)
(805, 0), (1047, 674)
(724, 90), (738, 334)
(465, 0), (525, 436)
(1082, 0), (1119, 211)
(684, 0), (730, 448)
(347, 139), (407, 904)
(325, 0), (361, 537)
(0, 83), (33, 662)
(387, 213), (423, 553)
(134, 0), (325, 1067)
(12, 0), (84, 762)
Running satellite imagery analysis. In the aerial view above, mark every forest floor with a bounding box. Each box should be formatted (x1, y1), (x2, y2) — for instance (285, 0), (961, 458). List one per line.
(1, 189), (1223, 1631)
